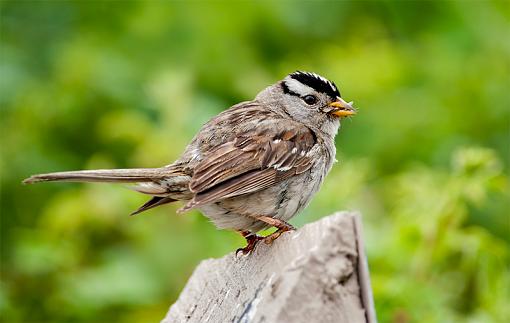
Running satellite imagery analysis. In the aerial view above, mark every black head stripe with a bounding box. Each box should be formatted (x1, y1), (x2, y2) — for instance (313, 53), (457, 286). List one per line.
(289, 71), (340, 99)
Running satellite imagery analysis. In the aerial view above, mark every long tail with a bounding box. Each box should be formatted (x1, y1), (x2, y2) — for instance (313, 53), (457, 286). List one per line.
(23, 168), (170, 184)
(23, 167), (192, 215)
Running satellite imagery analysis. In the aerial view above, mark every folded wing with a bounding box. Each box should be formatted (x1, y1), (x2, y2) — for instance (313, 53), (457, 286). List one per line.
(181, 118), (316, 211)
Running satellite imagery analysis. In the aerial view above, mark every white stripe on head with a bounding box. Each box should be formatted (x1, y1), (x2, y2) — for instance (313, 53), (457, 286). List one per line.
(284, 77), (314, 96)
(287, 71), (341, 99)
(298, 71), (338, 94)
(310, 72), (338, 94)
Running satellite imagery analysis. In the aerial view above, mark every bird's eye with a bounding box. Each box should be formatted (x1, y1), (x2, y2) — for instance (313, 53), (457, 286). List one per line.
(303, 95), (317, 105)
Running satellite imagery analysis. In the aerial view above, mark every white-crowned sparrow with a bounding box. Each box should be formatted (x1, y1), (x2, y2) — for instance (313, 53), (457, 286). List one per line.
(24, 71), (356, 254)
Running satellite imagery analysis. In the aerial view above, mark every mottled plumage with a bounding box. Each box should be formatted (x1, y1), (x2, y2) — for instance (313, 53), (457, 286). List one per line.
(23, 71), (356, 253)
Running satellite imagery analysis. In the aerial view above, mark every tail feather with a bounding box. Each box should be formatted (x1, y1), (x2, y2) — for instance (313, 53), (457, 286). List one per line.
(24, 167), (191, 215)
(23, 168), (169, 184)
(130, 196), (176, 216)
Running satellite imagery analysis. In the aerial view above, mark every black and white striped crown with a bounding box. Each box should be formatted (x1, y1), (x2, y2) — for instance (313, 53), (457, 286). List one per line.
(287, 71), (340, 99)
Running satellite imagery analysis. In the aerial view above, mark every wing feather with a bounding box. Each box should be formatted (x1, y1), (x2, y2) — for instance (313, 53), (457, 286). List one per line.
(181, 114), (317, 211)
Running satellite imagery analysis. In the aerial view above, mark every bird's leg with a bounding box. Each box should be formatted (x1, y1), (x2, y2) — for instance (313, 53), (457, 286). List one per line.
(256, 216), (296, 245)
(236, 230), (263, 255)
(236, 217), (296, 255)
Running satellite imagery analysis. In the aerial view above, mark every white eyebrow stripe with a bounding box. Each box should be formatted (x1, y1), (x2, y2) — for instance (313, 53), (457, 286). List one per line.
(290, 71), (339, 97)
(284, 78), (314, 96)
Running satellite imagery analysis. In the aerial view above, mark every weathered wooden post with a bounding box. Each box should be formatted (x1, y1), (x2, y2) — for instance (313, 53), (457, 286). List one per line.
(162, 211), (376, 323)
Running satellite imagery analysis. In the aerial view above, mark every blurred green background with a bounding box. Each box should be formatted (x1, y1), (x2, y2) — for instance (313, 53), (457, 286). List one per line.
(1, 1), (509, 322)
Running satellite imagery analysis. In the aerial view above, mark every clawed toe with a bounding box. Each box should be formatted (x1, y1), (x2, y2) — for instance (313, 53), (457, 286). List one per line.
(236, 246), (254, 256)
(236, 221), (296, 255)
(236, 233), (263, 256)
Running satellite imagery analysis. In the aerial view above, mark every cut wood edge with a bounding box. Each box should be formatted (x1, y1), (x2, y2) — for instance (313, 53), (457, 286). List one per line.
(162, 211), (377, 323)
(353, 213), (377, 323)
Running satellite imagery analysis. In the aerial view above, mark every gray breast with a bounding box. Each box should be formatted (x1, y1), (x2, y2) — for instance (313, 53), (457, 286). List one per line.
(198, 139), (335, 233)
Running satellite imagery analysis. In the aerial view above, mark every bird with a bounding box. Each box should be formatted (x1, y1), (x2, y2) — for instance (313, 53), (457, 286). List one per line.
(23, 71), (356, 254)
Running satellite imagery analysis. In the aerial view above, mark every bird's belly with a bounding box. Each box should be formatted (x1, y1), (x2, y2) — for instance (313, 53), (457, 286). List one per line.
(198, 168), (326, 233)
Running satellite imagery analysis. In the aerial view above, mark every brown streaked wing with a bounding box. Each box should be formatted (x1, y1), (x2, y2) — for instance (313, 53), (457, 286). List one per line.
(182, 119), (316, 211)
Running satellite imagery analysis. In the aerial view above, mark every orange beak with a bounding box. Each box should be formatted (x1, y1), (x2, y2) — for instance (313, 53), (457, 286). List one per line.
(328, 98), (356, 118)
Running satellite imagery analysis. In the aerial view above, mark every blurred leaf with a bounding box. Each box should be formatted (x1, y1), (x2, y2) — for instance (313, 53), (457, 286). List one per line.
(1, 1), (508, 322)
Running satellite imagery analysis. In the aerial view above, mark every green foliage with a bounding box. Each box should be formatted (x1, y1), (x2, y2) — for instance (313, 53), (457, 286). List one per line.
(1, 1), (508, 322)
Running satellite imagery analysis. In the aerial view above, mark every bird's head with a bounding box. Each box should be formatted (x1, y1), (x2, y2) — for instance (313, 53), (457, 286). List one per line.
(257, 71), (356, 135)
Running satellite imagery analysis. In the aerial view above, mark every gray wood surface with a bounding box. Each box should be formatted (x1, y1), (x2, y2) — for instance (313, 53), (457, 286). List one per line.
(162, 211), (377, 323)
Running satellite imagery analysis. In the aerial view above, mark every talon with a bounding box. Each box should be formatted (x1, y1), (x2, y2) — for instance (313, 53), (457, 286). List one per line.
(236, 247), (249, 256)
(236, 230), (262, 255)
(236, 218), (296, 253)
